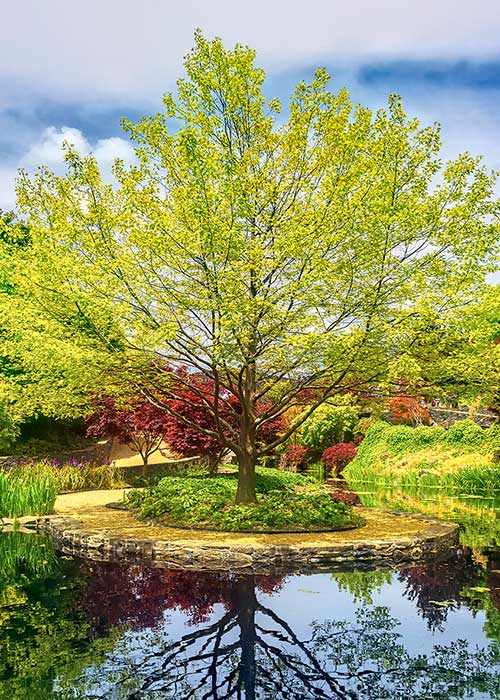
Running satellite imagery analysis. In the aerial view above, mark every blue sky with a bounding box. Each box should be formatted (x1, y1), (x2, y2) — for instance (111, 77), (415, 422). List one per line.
(1, 0), (500, 210)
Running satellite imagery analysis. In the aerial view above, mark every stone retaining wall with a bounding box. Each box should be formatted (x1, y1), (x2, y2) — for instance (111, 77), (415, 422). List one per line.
(38, 510), (459, 575)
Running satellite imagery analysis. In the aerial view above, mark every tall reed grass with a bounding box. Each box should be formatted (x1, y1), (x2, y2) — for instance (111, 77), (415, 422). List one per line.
(0, 470), (56, 517)
(10, 460), (126, 493)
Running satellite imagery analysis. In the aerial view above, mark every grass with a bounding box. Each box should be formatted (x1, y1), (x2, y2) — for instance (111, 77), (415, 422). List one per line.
(125, 467), (363, 532)
(0, 470), (56, 518)
(9, 459), (127, 493)
(344, 419), (500, 494)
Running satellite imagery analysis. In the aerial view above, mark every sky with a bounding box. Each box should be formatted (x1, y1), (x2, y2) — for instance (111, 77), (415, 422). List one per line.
(1, 0), (500, 210)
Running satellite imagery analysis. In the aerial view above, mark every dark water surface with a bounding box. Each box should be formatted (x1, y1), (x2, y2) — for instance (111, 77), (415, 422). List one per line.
(3, 489), (500, 699)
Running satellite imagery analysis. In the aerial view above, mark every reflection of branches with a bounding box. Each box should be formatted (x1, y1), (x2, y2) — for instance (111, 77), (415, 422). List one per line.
(62, 572), (500, 700)
(398, 550), (481, 631)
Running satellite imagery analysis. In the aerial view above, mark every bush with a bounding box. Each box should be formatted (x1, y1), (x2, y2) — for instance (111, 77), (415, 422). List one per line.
(301, 398), (358, 451)
(321, 442), (358, 475)
(343, 419), (500, 494)
(125, 468), (362, 532)
(282, 444), (310, 471)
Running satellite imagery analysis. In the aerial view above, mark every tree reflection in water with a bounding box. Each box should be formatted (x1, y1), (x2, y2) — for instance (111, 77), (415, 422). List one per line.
(64, 560), (500, 700)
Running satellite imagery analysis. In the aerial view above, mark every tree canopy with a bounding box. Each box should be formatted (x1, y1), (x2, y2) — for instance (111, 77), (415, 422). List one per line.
(15, 32), (500, 501)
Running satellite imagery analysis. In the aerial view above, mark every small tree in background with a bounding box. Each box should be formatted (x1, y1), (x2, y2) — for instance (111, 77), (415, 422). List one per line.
(301, 398), (359, 452)
(163, 379), (287, 473)
(163, 379), (230, 473)
(282, 444), (310, 472)
(86, 397), (167, 468)
(387, 394), (431, 427)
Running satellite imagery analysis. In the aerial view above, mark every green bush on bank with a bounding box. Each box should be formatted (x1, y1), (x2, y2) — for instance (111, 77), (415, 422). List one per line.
(125, 467), (363, 532)
(344, 419), (500, 493)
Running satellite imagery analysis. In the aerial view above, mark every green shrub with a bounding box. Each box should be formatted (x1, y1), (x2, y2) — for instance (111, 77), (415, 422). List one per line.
(124, 467), (362, 532)
(301, 398), (358, 451)
(445, 419), (486, 448)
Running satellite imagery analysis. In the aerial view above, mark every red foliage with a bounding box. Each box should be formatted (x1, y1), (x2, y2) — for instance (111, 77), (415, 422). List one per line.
(78, 561), (284, 632)
(328, 487), (361, 505)
(163, 378), (230, 466)
(387, 394), (431, 426)
(255, 402), (287, 446)
(88, 370), (287, 470)
(321, 442), (357, 475)
(86, 396), (168, 464)
(163, 380), (286, 464)
(282, 444), (310, 471)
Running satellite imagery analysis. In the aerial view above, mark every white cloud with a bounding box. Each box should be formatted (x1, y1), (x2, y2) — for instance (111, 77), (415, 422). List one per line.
(0, 165), (17, 211)
(19, 127), (90, 169)
(1, 0), (500, 107)
(0, 127), (136, 210)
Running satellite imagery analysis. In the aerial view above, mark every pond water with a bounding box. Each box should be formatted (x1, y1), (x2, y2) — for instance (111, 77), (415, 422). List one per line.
(3, 488), (500, 699)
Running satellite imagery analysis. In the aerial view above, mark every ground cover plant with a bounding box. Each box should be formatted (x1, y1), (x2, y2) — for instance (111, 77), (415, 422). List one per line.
(0, 469), (56, 517)
(344, 419), (500, 493)
(124, 467), (363, 532)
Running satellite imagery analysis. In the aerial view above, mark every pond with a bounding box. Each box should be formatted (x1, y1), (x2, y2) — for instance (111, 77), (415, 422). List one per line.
(3, 488), (500, 699)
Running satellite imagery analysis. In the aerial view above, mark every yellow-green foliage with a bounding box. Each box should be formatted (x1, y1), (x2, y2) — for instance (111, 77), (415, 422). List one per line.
(301, 397), (359, 450)
(344, 419), (500, 492)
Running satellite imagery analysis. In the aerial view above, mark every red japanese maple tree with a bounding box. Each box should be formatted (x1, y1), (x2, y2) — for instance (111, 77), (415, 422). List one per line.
(86, 396), (168, 467)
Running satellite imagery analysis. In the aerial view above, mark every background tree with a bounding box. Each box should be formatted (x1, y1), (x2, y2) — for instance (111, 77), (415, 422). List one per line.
(0, 210), (114, 453)
(387, 393), (431, 426)
(87, 396), (168, 467)
(16, 33), (499, 502)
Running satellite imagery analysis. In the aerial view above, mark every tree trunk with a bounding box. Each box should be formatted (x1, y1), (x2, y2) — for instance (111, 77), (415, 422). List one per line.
(141, 452), (149, 477)
(207, 455), (219, 476)
(235, 576), (257, 700)
(235, 448), (257, 504)
(235, 414), (257, 504)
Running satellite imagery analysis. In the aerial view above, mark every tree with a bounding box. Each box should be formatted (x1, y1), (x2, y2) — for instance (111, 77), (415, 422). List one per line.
(301, 397), (359, 451)
(387, 393), (431, 426)
(0, 210), (114, 452)
(87, 396), (168, 467)
(16, 32), (499, 503)
(162, 374), (233, 472)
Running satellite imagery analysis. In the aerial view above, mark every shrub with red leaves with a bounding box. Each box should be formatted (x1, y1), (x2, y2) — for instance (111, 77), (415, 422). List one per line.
(387, 394), (431, 427)
(163, 378), (230, 471)
(282, 444), (310, 471)
(321, 442), (357, 475)
(163, 380), (286, 471)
